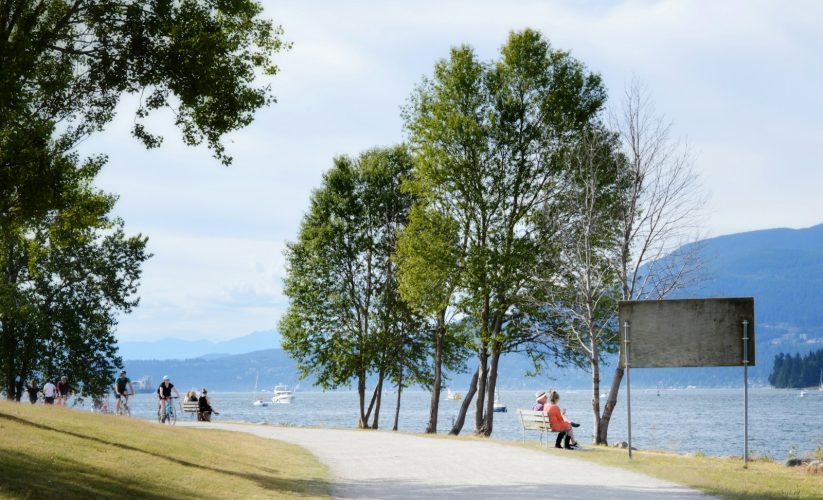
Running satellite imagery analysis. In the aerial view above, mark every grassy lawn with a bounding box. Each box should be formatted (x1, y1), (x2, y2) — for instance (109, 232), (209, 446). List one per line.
(531, 440), (823, 499)
(0, 400), (329, 499)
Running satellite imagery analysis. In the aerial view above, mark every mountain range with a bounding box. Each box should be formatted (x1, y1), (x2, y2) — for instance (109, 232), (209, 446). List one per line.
(119, 224), (823, 390)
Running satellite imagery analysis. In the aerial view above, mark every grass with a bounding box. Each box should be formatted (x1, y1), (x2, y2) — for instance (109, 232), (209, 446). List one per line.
(517, 439), (823, 499)
(0, 400), (329, 499)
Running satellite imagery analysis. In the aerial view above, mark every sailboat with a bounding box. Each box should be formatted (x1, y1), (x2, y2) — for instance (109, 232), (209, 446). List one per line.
(819, 368), (822, 391)
(252, 374), (269, 407)
(493, 391), (507, 412)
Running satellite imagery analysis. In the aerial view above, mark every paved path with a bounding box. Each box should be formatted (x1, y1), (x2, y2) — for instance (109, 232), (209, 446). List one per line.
(179, 422), (715, 499)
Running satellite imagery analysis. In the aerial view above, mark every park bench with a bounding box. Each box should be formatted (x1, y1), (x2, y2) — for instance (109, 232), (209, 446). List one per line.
(516, 409), (561, 448)
(180, 400), (201, 420)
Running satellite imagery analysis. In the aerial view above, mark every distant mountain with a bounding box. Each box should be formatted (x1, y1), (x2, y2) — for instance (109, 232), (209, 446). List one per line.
(121, 348), (305, 393)
(118, 330), (281, 361)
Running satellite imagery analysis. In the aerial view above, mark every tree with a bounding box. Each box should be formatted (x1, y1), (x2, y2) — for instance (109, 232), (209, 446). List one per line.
(0, 154), (149, 400)
(597, 80), (704, 444)
(395, 205), (470, 433)
(403, 29), (606, 437)
(535, 127), (625, 442)
(280, 146), (427, 429)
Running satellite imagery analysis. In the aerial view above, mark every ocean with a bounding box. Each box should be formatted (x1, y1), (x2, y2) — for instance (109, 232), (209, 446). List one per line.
(90, 387), (823, 459)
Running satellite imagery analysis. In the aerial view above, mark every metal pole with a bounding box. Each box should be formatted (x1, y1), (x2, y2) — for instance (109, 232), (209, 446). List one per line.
(624, 320), (632, 460)
(742, 319), (749, 468)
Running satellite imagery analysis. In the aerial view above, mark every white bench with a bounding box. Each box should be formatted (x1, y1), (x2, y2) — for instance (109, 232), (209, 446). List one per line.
(517, 409), (560, 448)
(180, 400), (200, 420)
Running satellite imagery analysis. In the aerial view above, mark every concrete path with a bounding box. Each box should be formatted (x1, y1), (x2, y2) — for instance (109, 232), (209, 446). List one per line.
(179, 422), (715, 499)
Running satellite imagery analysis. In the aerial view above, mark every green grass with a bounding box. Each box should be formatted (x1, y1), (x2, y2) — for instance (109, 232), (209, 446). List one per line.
(515, 439), (823, 499)
(0, 400), (329, 499)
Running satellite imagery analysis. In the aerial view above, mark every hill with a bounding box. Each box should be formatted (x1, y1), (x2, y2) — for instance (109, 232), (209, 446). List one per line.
(118, 329), (281, 360)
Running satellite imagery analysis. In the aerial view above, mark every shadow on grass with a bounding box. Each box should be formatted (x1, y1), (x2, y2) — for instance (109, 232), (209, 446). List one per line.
(0, 411), (328, 498)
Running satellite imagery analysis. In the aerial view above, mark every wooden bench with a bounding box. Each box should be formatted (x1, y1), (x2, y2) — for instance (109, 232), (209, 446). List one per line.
(180, 400), (201, 420)
(517, 409), (561, 448)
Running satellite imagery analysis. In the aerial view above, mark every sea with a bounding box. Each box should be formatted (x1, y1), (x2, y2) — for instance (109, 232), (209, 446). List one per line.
(84, 387), (823, 459)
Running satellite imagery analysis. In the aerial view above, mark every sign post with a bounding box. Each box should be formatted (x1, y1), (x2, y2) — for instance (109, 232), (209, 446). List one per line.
(742, 319), (749, 468)
(624, 320), (632, 460)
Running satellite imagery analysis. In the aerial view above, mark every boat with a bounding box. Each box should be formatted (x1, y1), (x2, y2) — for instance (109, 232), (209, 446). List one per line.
(493, 392), (507, 412)
(272, 384), (295, 404)
(819, 368), (822, 391)
(446, 388), (462, 400)
(799, 390), (807, 398)
(252, 374), (269, 407)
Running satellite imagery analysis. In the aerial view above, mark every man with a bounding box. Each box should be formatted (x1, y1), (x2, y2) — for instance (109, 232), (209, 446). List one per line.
(43, 379), (57, 405)
(56, 376), (71, 405)
(113, 370), (134, 415)
(157, 375), (179, 422)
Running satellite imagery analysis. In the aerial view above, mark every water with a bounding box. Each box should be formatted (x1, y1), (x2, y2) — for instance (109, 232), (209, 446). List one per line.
(90, 387), (823, 459)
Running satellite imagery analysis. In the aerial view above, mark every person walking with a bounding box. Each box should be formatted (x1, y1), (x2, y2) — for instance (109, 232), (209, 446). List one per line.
(26, 379), (40, 404)
(56, 376), (71, 405)
(43, 380), (57, 405)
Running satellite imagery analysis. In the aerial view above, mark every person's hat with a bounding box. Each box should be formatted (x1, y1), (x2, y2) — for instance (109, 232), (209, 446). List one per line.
(162, 375), (170, 381)
(535, 391), (547, 401)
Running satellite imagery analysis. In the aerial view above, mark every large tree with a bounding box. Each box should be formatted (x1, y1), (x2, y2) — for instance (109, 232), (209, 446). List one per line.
(1, 154), (149, 400)
(280, 146), (428, 429)
(403, 29), (606, 437)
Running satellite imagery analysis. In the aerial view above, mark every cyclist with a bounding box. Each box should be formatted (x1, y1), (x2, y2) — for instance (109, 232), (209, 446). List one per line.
(157, 375), (179, 422)
(113, 370), (134, 414)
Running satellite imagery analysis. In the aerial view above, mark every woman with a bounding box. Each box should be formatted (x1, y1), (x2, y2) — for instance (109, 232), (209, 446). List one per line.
(546, 390), (579, 449)
(185, 390), (198, 402)
(198, 388), (218, 422)
(26, 379), (39, 404)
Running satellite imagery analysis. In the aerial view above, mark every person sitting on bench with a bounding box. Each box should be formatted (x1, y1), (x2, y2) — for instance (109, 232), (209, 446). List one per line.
(546, 390), (580, 449)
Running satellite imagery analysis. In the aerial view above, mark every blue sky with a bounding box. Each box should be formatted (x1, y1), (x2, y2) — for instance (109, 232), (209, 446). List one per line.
(76, 0), (823, 343)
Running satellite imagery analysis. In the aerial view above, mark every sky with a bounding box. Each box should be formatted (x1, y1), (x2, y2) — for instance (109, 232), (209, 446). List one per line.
(77, 0), (823, 343)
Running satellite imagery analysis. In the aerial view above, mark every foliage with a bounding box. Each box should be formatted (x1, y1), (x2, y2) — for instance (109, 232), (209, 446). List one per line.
(0, 154), (149, 400)
(402, 28), (608, 436)
(279, 146), (426, 428)
(769, 349), (823, 389)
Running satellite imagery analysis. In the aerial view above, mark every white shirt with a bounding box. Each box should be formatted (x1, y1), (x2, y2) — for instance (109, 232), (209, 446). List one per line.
(43, 382), (57, 398)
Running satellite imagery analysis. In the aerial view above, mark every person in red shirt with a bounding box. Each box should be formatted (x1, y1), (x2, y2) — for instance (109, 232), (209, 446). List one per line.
(546, 390), (579, 449)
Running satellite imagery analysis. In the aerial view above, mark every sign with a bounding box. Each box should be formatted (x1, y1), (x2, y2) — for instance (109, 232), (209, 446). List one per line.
(618, 297), (755, 368)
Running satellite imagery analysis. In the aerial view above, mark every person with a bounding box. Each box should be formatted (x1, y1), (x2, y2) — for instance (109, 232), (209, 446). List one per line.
(197, 388), (219, 422)
(157, 375), (179, 422)
(533, 391), (547, 411)
(26, 379), (39, 404)
(56, 376), (71, 405)
(43, 379), (57, 405)
(185, 390), (198, 402)
(113, 370), (134, 414)
(546, 390), (580, 449)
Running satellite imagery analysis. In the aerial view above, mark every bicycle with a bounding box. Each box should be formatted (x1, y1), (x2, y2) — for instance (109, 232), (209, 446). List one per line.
(115, 393), (132, 416)
(158, 396), (177, 425)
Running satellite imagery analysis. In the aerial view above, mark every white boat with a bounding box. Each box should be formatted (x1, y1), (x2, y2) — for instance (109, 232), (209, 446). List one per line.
(493, 392), (506, 412)
(252, 374), (269, 407)
(272, 384), (295, 404)
(799, 390), (807, 398)
(445, 388), (462, 400)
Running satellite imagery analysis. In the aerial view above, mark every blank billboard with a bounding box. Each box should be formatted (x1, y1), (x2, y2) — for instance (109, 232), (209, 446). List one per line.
(618, 298), (755, 368)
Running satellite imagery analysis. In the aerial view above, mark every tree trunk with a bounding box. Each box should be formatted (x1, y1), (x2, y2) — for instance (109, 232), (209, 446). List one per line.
(392, 364), (403, 431)
(590, 340), (601, 444)
(370, 371), (385, 429)
(3, 320), (17, 401)
(479, 348), (500, 437)
(426, 310), (445, 434)
(598, 364), (624, 445)
(474, 348), (488, 432)
(449, 367), (478, 435)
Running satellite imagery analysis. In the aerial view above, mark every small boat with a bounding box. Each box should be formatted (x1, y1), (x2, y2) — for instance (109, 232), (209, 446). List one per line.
(252, 374), (269, 407)
(493, 392), (506, 412)
(819, 368), (822, 391)
(272, 384), (295, 404)
(600, 393), (606, 398)
(799, 390), (807, 398)
(446, 388), (462, 400)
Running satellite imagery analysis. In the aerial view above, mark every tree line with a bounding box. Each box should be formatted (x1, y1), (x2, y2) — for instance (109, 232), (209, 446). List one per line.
(769, 349), (823, 389)
(280, 29), (702, 444)
(1, 0), (287, 401)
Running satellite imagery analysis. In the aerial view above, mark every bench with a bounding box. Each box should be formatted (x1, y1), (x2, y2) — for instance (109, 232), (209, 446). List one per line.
(180, 400), (201, 420)
(516, 409), (562, 448)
